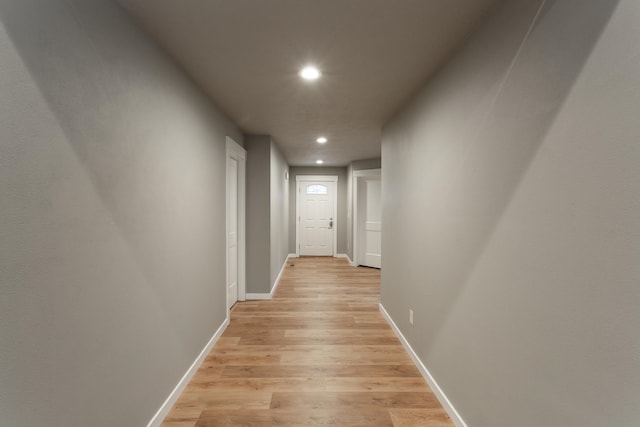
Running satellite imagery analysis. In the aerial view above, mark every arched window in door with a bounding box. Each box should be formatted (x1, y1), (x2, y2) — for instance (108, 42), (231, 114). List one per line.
(306, 184), (328, 195)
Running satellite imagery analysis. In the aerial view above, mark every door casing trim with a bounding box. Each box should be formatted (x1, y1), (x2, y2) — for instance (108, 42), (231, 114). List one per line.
(352, 169), (381, 266)
(226, 136), (246, 317)
(295, 175), (339, 257)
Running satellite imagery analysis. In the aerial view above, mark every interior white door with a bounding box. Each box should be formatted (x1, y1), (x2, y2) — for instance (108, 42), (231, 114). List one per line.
(359, 179), (382, 268)
(227, 157), (239, 308)
(299, 181), (335, 256)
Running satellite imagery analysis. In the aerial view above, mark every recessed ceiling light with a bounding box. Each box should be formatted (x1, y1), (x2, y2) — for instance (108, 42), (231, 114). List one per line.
(299, 66), (321, 81)
(316, 137), (328, 144)
(316, 160), (324, 165)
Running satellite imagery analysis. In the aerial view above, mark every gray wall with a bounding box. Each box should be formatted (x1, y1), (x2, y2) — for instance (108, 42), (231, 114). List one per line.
(381, 0), (639, 426)
(270, 142), (290, 285)
(288, 167), (348, 254)
(246, 135), (289, 293)
(0, 0), (242, 425)
(351, 158), (382, 171)
(245, 136), (272, 293)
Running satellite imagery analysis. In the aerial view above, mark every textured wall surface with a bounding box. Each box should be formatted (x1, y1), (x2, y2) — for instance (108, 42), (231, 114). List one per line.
(245, 136), (290, 294)
(382, 0), (639, 425)
(245, 136), (272, 293)
(0, 0), (241, 425)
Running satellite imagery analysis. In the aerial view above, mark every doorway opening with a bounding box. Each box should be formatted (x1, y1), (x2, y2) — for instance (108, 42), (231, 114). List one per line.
(226, 137), (246, 313)
(353, 169), (381, 268)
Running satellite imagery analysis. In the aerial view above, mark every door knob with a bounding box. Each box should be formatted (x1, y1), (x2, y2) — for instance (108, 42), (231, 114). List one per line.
(329, 218), (333, 229)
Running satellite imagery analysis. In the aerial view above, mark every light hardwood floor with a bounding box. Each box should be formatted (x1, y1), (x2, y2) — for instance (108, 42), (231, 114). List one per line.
(161, 257), (454, 427)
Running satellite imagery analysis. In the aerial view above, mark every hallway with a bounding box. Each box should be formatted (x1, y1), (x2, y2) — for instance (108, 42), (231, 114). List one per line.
(161, 257), (453, 426)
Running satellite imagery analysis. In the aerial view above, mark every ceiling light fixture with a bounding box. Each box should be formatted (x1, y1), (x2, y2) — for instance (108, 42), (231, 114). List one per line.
(316, 137), (328, 144)
(316, 160), (324, 165)
(299, 66), (321, 81)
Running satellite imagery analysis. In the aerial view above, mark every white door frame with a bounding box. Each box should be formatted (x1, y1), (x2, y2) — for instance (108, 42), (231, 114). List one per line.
(295, 175), (338, 257)
(352, 169), (381, 266)
(226, 137), (246, 316)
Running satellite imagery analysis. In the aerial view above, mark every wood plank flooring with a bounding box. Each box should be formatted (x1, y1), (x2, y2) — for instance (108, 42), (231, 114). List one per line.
(161, 257), (453, 427)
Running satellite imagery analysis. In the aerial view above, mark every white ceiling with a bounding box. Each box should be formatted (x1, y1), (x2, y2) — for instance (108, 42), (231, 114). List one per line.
(117, 0), (499, 166)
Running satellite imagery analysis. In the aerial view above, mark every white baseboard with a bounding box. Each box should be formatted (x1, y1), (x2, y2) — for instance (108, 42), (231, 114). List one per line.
(335, 253), (356, 266)
(270, 256), (287, 296)
(379, 303), (467, 427)
(245, 293), (272, 300)
(288, 253), (298, 258)
(246, 256), (290, 301)
(147, 318), (229, 427)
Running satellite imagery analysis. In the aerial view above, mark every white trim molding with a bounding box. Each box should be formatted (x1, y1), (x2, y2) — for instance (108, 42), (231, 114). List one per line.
(352, 168), (381, 267)
(226, 136), (247, 315)
(245, 293), (272, 300)
(270, 256), (288, 296)
(379, 303), (468, 427)
(335, 253), (355, 266)
(246, 255), (290, 300)
(295, 175), (340, 182)
(147, 319), (229, 427)
(295, 175), (339, 257)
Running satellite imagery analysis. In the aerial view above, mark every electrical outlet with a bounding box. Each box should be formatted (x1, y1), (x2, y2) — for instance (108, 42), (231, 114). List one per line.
(409, 309), (414, 326)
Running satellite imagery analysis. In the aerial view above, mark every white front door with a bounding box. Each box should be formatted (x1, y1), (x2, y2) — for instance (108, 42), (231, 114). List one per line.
(298, 180), (336, 256)
(358, 178), (382, 268)
(227, 157), (239, 308)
